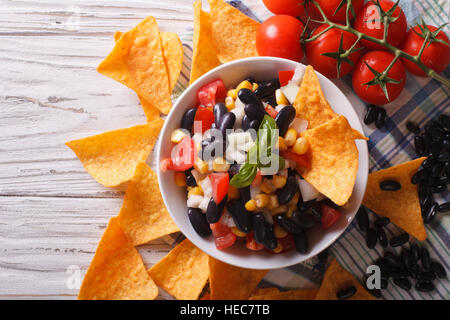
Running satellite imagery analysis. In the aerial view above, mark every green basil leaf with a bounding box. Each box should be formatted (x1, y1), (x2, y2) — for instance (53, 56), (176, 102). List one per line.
(229, 163), (258, 188)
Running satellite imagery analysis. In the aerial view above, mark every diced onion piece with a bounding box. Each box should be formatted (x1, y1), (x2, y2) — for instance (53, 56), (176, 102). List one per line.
(199, 177), (213, 198)
(187, 195), (203, 208)
(289, 118), (308, 133)
(280, 81), (300, 104)
(297, 177), (320, 201)
(231, 103), (245, 128)
(227, 132), (255, 152)
(199, 197), (210, 213)
(291, 66), (305, 86)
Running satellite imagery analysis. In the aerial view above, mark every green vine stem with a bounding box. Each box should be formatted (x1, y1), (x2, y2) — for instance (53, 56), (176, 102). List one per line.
(303, 0), (450, 88)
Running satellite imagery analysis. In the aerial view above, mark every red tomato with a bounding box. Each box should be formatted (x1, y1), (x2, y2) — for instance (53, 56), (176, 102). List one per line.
(400, 25), (450, 77)
(262, 0), (305, 17)
(209, 173), (229, 204)
(197, 79), (226, 108)
(277, 233), (296, 253)
(265, 105), (278, 118)
(246, 232), (264, 251)
(321, 204), (342, 229)
(307, 0), (364, 23)
(306, 25), (362, 78)
(169, 136), (197, 171)
(251, 169), (262, 187)
(352, 51), (406, 105)
(278, 70), (295, 86)
(210, 222), (236, 250)
(256, 15), (305, 62)
(354, 0), (407, 50)
(194, 106), (215, 133)
(280, 150), (311, 168)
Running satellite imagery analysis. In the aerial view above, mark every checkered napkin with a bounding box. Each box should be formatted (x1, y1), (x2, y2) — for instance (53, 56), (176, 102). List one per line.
(166, 0), (449, 300)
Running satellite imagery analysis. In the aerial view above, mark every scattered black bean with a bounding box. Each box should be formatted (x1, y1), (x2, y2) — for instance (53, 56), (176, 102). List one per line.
(377, 226), (388, 248)
(393, 277), (412, 291)
(228, 163), (241, 178)
(185, 169), (197, 187)
(379, 180), (402, 191)
(213, 102), (227, 127)
(188, 207), (211, 238)
(389, 233), (410, 247)
(430, 184), (446, 194)
(401, 248), (412, 270)
(244, 103), (266, 122)
(181, 108), (197, 132)
(423, 202), (438, 224)
(421, 247), (431, 270)
(437, 151), (450, 162)
(276, 176), (298, 205)
(252, 213), (278, 250)
(241, 115), (250, 131)
(238, 186), (251, 203)
(274, 105), (296, 137)
(415, 281), (435, 292)
(375, 107), (387, 129)
(217, 112), (236, 137)
(274, 214), (303, 234)
(366, 228), (378, 249)
(422, 157), (435, 168)
(414, 135), (426, 156)
(293, 232), (309, 254)
(254, 79), (280, 99)
(417, 271), (436, 282)
(430, 261), (447, 279)
(364, 105), (378, 125)
(237, 88), (264, 110)
(384, 251), (402, 268)
(336, 286), (357, 300)
(226, 199), (252, 233)
(380, 276), (389, 289)
(206, 195), (227, 224)
(437, 202), (450, 212)
(431, 162), (444, 177)
(374, 217), (390, 227)
(356, 206), (369, 232)
(445, 161), (450, 175)
(406, 121), (421, 134)
(291, 211), (315, 229)
(410, 243), (420, 262)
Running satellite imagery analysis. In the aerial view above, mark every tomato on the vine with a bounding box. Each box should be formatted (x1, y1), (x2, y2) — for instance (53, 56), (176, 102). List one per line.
(306, 0), (365, 24)
(354, 0), (407, 50)
(400, 25), (450, 77)
(262, 0), (305, 17)
(352, 50), (406, 105)
(256, 15), (305, 62)
(306, 25), (362, 78)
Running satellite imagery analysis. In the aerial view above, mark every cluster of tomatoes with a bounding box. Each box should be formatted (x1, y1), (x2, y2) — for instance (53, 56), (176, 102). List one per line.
(257, 0), (450, 105)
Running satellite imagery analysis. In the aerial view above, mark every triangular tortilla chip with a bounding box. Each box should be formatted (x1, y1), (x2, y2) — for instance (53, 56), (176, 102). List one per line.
(148, 239), (209, 300)
(249, 288), (319, 300)
(250, 287), (280, 297)
(78, 217), (158, 300)
(66, 118), (164, 188)
(208, 0), (260, 63)
(363, 157), (427, 241)
(190, 0), (221, 85)
(98, 17), (172, 114)
(118, 163), (179, 246)
(315, 259), (375, 300)
(294, 66), (338, 129)
(209, 256), (268, 300)
(297, 115), (367, 206)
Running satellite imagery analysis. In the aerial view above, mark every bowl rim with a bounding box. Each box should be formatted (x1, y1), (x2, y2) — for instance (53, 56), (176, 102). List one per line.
(156, 56), (368, 269)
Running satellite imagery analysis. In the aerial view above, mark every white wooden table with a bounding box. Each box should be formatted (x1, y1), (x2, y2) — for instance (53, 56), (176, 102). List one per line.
(0, 0), (243, 299)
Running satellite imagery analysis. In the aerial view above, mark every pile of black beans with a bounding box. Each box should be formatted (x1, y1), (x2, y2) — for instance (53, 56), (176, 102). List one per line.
(407, 114), (450, 224)
(356, 206), (447, 298)
(364, 105), (388, 129)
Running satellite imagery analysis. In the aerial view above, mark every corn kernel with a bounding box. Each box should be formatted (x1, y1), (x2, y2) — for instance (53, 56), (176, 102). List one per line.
(252, 82), (259, 91)
(236, 80), (253, 92)
(255, 194), (270, 208)
(284, 128), (298, 147)
(260, 179), (274, 194)
(272, 175), (287, 189)
(225, 96), (235, 111)
(270, 205), (288, 215)
(174, 172), (186, 187)
(293, 137), (308, 155)
(228, 185), (240, 199)
(170, 129), (188, 144)
(267, 194), (279, 210)
(194, 159), (210, 174)
(277, 137), (288, 152)
(231, 227), (248, 237)
(245, 199), (257, 211)
(212, 157), (230, 172)
(188, 186), (203, 197)
(286, 204), (297, 218)
(227, 89), (238, 99)
(273, 242), (283, 253)
(274, 223), (288, 238)
(276, 89), (289, 105)
(288, 192), (300, 206)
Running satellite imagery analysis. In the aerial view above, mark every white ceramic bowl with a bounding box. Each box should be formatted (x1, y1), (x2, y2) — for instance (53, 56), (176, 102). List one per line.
(157, 57), (368, 270)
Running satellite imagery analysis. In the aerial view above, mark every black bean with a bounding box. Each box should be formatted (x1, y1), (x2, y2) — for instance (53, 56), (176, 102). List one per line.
(410, 243), (420, 262)
(414, 135), (426, 156)
(422, 157), (435, 169)
(421, 247), (431, 270)
(254, 79), (280, 99)
(417, 271), (436, 282)
(420, 193), (432, 212)
(275, 214), (303, 234)
(181, 108), (197, 132)
(262, 95), (277, 108)
(274, 105), (296, 137)
(423, 202), (438, 224)
(238, 186), (251, 203)
(384, 251), (402, 268)
(431, 162), (444, 177)
(411, 168), (428, 184)
(237, 88), (264, 109)
(242, 115), (250, 131)
(374, 217), (390, 227)
(185, 169), (197, 187)
(433, 175), (449, 186)
(389, 233), (409, 247)
(375, 107), (387, 129)
(227, 199), (252, 233)
(437, 151), (450, 162)
(308, 201), (322, 222)
(406, 121), (421, 134)
(430, 261), (447, 279)
(366, 228), (378, 249)
(297, 199), (316, 211)
(292, 211), (315, 229)
(430, 184), (446, 194)
(218, 112), (236, 136)
(188, 208), (211, 238)
(377, 226), (388, 248)
(253, 213), (278, 250)
(401, 248), (412, 269)
(336, 286), (357, 300)
(364, 105), (378, 125)
(356, 206), (369, 232)
(415, 281), (435, 292)
(438, 202), (450, 212)
(393, 277), (412, 291)
(206, 196), (228, 224)
(379, 180), (401, 191)
(293, 232), (309, 254)
(276, 176), (298, 205)
(429, 141), (441, 159)
(244, 103), (266, 122)
(248, 119), (260, 132)
(213, 102), (227, 127)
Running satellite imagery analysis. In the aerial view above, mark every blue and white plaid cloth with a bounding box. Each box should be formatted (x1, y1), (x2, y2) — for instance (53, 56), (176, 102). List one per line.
(169, 0), (449, 300)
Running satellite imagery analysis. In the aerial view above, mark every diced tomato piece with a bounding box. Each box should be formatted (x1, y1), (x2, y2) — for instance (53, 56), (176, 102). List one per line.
(280, 150), (311, 168)
(160, 158), (173, 172)
(278, 70), (295, 86)
(210, 222), (236, 250)
(194, 106), (215, 133)
(169, 136), (197, 171)
(251, 169), (262, 187)
(246, 232), (264, 251)
(321, 204), (342, 229)
(197, 79), (227, 108)
(265, 105), (278, 118)
(209, 173), (229, 204)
